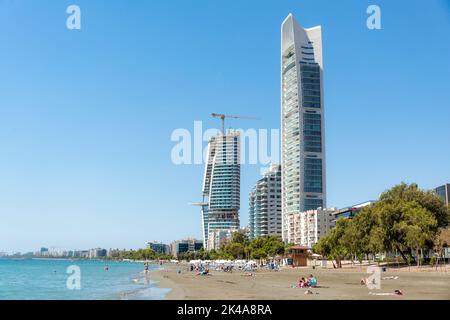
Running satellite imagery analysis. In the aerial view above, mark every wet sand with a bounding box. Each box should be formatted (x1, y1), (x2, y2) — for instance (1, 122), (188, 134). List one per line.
(151, 264), (450, 300)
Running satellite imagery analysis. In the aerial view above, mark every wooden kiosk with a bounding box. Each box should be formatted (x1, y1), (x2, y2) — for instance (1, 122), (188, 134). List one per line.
(287, 246), (310, 267)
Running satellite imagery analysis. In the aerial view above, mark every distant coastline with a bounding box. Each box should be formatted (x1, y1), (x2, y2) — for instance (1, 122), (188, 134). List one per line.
(0, 256), (166, 264)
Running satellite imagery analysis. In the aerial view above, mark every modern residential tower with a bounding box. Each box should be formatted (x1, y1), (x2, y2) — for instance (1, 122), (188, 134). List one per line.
(248, 164), (282, 239)
(200, 131), (241, 248)
(281, 14), (327, 242)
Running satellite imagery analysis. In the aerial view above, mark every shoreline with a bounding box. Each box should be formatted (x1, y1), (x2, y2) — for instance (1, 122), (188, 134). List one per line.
(151, 265), (186, 300)
(151, 263), (450, 300)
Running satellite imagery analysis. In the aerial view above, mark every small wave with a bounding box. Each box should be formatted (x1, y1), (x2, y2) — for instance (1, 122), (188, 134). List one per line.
(119, 283), (170, 300)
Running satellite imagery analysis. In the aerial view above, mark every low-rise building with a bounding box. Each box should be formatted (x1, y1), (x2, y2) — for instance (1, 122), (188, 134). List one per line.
(146, 241), (170, 255)
(286, 208), (336, 248)
(171, 239), (203, 258)
(206, 229), (233, 251)
(332, 201), (376, 223)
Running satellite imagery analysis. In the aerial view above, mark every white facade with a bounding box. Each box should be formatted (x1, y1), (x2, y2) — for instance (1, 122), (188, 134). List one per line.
(286, 208), (335, 248)
(248, 164), (282, 239)
(206, 229), (233, 251)
(281, 14), (327, 243)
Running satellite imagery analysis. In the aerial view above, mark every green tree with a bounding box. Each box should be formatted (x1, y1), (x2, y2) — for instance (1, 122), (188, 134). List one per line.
(246, 236), (284, 260)
(223, 242), (245, 259)
(402, 204), (437, 266)
(208, 249), (219, 260)
(373, 183), (445, 264)
(313, 219), (351, 268)
(250, 248), (267, 260)
(314, 183), (449, 266)
(351, 206), (383, 261)
(434, 228), (450, 267)
(262, 236), (285, 257)
(231, 230), (249, 246)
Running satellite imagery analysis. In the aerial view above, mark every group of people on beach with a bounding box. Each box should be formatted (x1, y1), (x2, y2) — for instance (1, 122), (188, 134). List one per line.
(189, 264), (210, 276)
(296, 274), (318, 288)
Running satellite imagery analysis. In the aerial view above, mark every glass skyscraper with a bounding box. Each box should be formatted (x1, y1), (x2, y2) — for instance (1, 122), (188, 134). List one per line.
(201, 131), (241, 248)
(281, 14), (327, 242)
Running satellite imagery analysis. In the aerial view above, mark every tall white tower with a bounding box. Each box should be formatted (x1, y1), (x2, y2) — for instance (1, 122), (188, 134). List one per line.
(281, 14), (327, 243)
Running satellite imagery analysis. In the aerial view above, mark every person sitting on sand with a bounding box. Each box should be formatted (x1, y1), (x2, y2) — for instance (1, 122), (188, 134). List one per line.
(297, 277), (307, 288)
(197, 268), (210, 276)
(307, 274), (317, 288)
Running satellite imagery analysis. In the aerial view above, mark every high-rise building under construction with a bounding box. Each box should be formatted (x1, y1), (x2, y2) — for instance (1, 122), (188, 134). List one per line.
(200, 131), (241, 248)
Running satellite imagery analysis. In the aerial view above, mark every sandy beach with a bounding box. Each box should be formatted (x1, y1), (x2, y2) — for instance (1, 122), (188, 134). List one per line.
(151, 264), (450, 300)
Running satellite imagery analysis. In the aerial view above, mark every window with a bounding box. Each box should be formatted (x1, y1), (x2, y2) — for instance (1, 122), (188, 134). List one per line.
(304, 159), (323, 193)
(304, 113), (321, 118)
(304, 187), (322, 193)
(303, 102), (321, 108)
(302, 83), (320, 90)
(305, 147), (321, 152)
(303, 96), (321, 102)
(303, 90), (320, 96)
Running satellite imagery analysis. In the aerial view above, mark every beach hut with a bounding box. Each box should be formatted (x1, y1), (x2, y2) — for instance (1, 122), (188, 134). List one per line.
(286, 246), (310, 267)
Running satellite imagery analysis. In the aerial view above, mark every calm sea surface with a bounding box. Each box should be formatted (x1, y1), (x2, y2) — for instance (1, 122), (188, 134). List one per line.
(0, 259), (169, 300)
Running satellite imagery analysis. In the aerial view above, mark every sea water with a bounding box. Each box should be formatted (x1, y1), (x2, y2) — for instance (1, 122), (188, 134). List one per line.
(0, 259), (170, 300)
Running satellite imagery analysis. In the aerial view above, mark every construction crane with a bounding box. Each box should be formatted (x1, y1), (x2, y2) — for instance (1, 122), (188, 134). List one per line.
(211, 113), (259, 134)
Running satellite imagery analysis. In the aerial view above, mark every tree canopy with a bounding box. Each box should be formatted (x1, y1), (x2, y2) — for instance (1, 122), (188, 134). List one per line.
(176, 233), (286, 261)
(313, 183), (450, 266)
(109, 248), (172, 261)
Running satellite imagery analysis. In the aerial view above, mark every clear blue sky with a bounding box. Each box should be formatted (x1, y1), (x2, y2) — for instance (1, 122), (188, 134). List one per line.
(1, 0), (449, 253)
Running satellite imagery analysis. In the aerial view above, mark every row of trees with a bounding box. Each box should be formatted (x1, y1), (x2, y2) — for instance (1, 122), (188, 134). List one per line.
(313, 183), (450, 267)
(178, 233), (286, 261)
(106, 233), (287, 262)
(108, 248), (172, 261)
